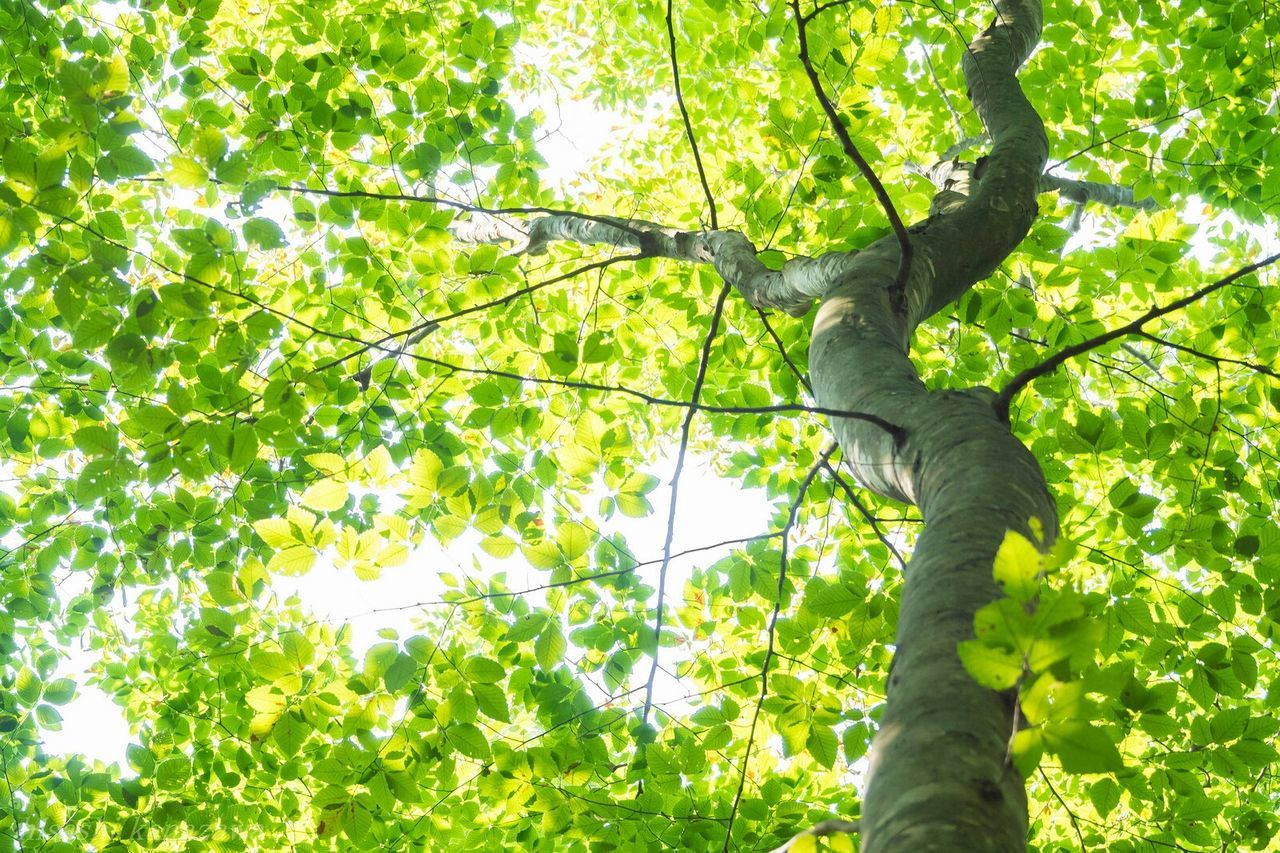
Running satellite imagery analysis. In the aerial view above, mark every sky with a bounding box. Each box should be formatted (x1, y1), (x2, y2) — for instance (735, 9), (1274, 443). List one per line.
(40, 452), (774, 766)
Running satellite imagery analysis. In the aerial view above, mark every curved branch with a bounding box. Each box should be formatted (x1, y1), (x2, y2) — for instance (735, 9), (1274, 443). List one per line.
(906, 159), (1157, 212)
(666, 0), (718, 229)
(994, 251), (1280, 418)
(792, 0), (914, 306)
(462, 212), (856, 316)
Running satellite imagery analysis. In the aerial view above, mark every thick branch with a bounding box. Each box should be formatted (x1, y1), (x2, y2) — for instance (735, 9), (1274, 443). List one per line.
(906, 160), (1157, 213)
(1036, 173), (1156, 210)
(803, 3), (1053, 849)
(457, 211), (857, 316)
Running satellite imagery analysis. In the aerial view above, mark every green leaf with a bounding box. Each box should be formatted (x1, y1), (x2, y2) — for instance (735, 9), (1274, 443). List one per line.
(806, 724), (838, 769)
(245, 217), (287, 249)
(556, 521), (590, 561)
(42, 678), (76, 706)
(108, 145), (155, 178)
(300, 479), (348, 512)
(448, 723), (491, 760)
(472, 683), (510, 722)
(229, 423), (259, 470)
(273, 711), (309, 756)
(168, 155), (208, 188)
(957, 640), (1023, 690)
(464, 657), (505, 684)
(267, 545), (317, 576)
(803, 580), (860, 617)
(535, 626), (566, 671)
(992, 530), (1041, 602)
(73, 426), (117, 456)
(1088, 777), (1121, 818)
(254, 518), (296, 548)
(1043, 722), (1123, 774)
(156, 758), (192, 791)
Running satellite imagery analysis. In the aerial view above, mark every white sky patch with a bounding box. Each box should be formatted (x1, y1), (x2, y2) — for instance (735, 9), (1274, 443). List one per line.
(40, 452), (773, 765)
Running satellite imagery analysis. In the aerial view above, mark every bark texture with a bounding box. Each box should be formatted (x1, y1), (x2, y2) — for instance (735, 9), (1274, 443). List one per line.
(803, 2), (1055, 849)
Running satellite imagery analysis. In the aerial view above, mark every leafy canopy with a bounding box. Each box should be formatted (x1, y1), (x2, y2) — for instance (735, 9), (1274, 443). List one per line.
(0, 0), (1278, 850)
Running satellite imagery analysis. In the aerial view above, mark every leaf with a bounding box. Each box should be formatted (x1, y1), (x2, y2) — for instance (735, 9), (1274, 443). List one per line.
(1043, 722), (1124, 774)
(73, 426), (117, 456)
(448, 723), (491, 760)
(282, 632), (315, 668)
(300, 479), (348, 512)
(267, 545), (316, 576)
(254, 518), (296, 548)
(806, 724), (838, 769)
(803, 581), (860, 617)
(156, 758), (191, 791)
(790, 837), (818, 853)
(362, 445), (393, 482)
(229, 424), (259, 470)
(992, 530), (1041, 602)
(42, 678), (76, 706)
(957, 640), (1023, 690)
(464, 657), (505, 684)
(535, 626), (566, 671)
(250, 650), (295, 681)
(244, 217), (287, 249)
(306, 453), (348, 475)
(1088, 777), (1121, 818)
(472, 683), (510, 722)
(556, 521), (590, 561)
(272, 711), (309, 756)
(168, 155), (208, 188)
(108, 145), (155, 178)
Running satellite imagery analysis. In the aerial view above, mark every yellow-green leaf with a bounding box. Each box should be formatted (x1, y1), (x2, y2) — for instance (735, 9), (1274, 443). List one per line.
(300, 479), (348, 512)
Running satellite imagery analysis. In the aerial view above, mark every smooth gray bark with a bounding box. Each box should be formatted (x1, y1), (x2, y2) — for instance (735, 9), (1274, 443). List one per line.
(806, 1), (1054, 849)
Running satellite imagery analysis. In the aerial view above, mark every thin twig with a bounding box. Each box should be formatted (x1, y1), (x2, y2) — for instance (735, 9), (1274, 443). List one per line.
(792, 0), (914, 306)
(642, 282), (734, 726)
(722, 443), (838, 851)
(1139, 331), (1280, 380)
(278, 183), (654, 240)
(755, 307), (814, 396)
(821, 454), (908, 572)
(666, 0), (719, 229)
(315, 253), (644, 374)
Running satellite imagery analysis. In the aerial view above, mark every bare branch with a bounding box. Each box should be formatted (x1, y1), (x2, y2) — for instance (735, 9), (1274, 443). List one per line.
(666, 0), (719, 229)
(792, 0), (914, 308)
(995, 251), (1280, 418)
(642, 282), (734, 727)
(905, 158), (1155, 212)
(1139, 331), (1280, 380)
(1037, 173), (1156, 210)
(722, 443), (838, 851)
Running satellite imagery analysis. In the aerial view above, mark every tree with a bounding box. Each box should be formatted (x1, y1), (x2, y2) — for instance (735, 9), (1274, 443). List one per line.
(0, 0), (1277, 849)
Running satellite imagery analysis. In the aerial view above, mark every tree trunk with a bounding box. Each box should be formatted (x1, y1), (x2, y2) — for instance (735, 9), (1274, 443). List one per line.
(806, 1), (1054, 849)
